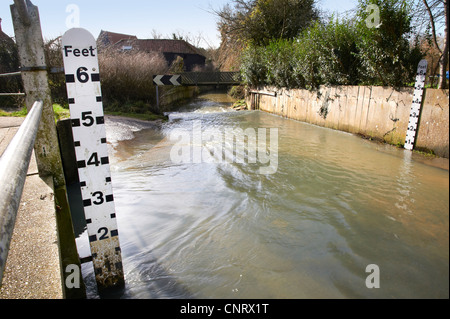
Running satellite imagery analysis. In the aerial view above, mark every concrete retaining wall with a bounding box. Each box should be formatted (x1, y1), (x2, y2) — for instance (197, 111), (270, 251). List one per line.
(160, 86), (200, 111)
(247, 86), (449, 158)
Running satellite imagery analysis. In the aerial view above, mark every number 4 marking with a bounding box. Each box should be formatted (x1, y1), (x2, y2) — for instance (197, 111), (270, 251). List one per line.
(88, 153), (101, 167)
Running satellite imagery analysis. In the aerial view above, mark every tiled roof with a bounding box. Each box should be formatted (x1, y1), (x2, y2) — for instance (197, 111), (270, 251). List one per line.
(117, 39), (204, 56)
(98, 30), (138, 45)
(98, 30), (205, 58)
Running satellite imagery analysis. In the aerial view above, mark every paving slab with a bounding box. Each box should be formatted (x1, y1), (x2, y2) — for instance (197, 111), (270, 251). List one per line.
(0, 117), (63, 299)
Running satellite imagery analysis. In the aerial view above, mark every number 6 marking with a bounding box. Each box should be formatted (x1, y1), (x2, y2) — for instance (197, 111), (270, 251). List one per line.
(77, 67), (89, 83)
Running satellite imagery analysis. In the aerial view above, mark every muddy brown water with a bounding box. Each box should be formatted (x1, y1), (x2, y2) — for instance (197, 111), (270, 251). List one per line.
(76, 93), (448, 299)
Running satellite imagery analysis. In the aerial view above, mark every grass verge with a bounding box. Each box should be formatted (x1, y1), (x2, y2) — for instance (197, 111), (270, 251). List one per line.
(0, 104), (70, 122)
(104, 111), (168, 122)
(1, 104), (167, 122)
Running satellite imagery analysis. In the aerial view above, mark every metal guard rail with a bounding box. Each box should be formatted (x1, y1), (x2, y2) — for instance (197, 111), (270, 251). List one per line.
(0, 71), (24, 97)
(0, 101), (43, 285)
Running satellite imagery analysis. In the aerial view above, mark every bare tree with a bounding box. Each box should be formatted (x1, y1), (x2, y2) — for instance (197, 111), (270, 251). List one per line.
(414, 0), (448, 88)
(213, 0), (318, 46)
(150, 29), (163, 39)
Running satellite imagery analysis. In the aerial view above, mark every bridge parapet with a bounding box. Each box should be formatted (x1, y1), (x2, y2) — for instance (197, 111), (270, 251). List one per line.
(181, 72), (241, 86)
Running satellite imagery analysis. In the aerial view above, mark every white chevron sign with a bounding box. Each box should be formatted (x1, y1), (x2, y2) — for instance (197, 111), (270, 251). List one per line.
(153, 75), (182, 86)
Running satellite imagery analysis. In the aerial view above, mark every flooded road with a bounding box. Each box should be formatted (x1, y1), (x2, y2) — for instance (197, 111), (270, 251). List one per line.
(78, 93), (449, 299)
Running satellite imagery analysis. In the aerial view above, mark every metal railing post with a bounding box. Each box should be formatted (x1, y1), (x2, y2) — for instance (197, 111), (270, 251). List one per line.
(0, 100), (43, 286)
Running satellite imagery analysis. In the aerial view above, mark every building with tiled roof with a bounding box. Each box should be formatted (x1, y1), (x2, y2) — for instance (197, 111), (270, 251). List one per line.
(98, 30), (138, 47)
(98, 30), (206, 72)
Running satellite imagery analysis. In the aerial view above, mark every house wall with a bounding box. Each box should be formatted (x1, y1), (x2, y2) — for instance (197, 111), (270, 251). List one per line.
(164, 53), (206, 71)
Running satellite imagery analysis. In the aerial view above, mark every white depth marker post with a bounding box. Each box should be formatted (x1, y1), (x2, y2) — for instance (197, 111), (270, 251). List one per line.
(404, 59), (428, 151)
(61, 28), (125, 291)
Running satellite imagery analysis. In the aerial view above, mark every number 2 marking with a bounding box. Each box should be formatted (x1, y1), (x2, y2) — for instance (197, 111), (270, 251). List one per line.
(98, 227), (109, 240)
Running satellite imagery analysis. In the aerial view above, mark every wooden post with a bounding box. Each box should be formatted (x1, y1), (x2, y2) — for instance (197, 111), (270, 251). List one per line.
(10, 0), (86, 299)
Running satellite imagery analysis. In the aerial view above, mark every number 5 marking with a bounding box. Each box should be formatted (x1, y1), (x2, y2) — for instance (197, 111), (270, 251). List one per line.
(82, 112), (94, 127)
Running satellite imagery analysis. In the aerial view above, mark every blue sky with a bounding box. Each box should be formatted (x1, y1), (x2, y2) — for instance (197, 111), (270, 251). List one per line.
(1, 0), (358, 48)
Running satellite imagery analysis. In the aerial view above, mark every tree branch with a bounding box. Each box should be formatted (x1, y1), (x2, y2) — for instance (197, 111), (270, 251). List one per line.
(422, 0), (442, 53)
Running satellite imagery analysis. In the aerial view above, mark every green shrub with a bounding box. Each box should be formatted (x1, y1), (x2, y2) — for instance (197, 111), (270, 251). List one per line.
(228, 85), (246, 99)
(313, 18), (361, 86)
(355, 0), (424, 88)
(292, 23), (324, 89)
(239, 0), (425, 90)
(240, 45), (269, 87)
(265, 39), (298, 89)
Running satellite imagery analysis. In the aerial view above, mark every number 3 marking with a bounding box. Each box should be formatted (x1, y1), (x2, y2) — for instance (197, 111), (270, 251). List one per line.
(92, 192), (104, 205)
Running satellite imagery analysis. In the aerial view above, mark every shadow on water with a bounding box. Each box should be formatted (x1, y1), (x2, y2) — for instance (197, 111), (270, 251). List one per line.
(80, 256), (194, 299)
(67, 182), (194, 299)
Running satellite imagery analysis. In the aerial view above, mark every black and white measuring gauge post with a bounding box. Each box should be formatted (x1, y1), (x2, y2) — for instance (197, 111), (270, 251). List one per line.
(405, 59), (428, 151)
(61, 28), (124, 290)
